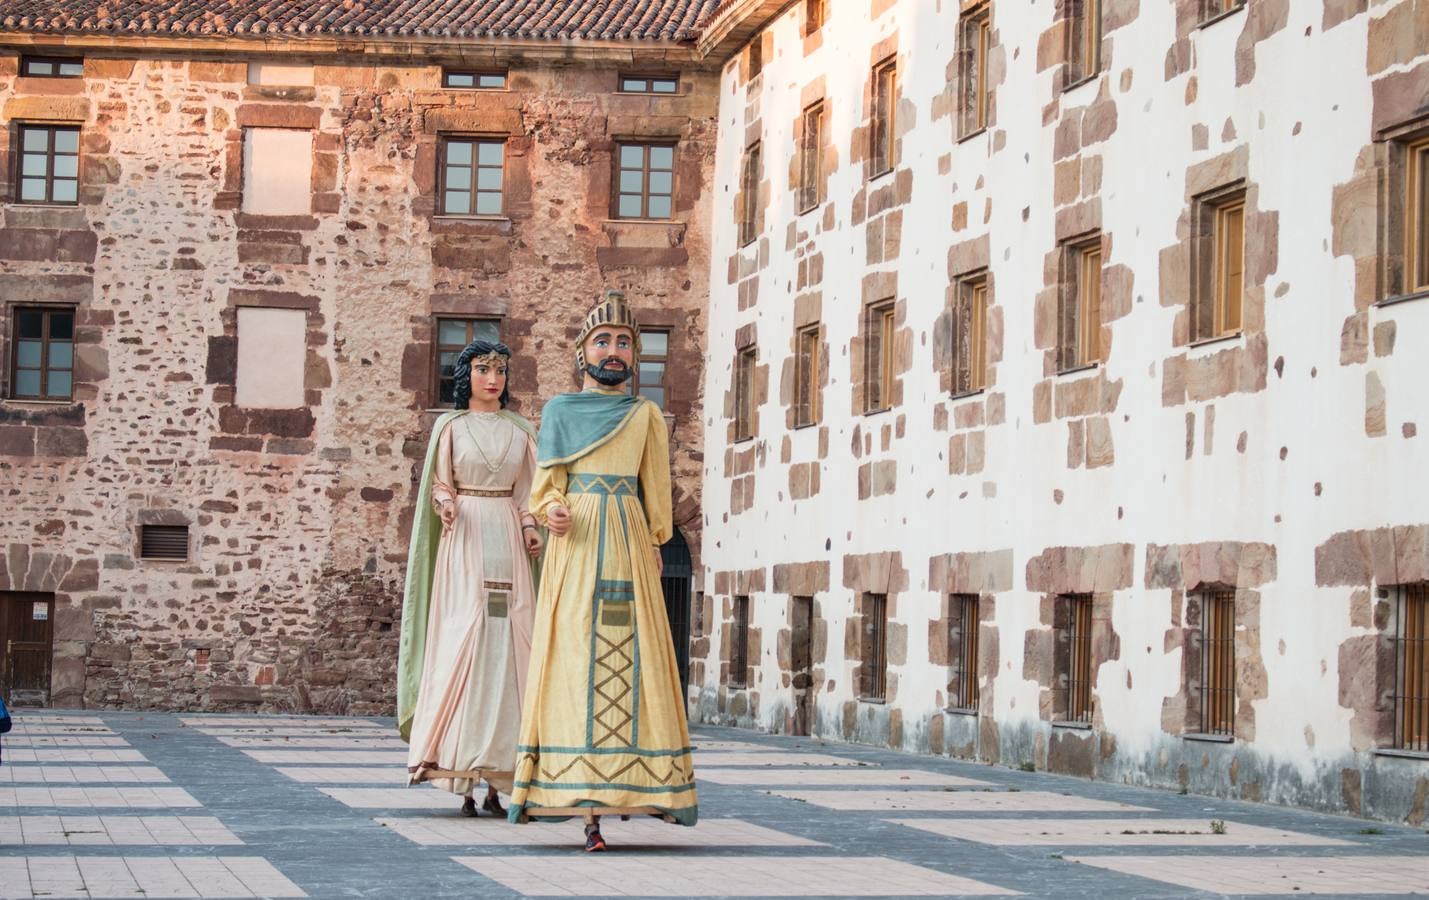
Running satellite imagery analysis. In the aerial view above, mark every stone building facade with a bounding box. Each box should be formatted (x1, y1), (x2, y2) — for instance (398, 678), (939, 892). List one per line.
(0, 2), (718, 712)
(693, 0), (1429, 822)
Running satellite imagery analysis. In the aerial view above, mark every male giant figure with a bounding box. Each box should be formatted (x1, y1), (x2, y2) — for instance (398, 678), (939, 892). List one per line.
(509, 291), (697, 850)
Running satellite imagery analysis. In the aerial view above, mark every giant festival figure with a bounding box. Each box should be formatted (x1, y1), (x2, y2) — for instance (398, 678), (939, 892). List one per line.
(509, 291), (698, 851)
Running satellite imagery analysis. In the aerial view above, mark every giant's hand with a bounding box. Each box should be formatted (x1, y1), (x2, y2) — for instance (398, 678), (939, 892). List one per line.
(524, 527), (544, 558)
(546, 504), (572, 536)
(438, 499), (456, 534)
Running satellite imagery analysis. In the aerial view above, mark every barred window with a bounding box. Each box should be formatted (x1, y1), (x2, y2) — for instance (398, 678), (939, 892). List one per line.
(860, 593), (888, 701)
(948, 594), (980, 712)
(730, 595), (750, 687)
(1394, 584), (1429, 752)
(1059, 593), (1094, 723)
(1196, 590), (1236, 736)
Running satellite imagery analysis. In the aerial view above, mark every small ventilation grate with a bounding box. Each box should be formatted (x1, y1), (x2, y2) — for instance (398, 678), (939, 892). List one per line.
(140, 525), (189, 561)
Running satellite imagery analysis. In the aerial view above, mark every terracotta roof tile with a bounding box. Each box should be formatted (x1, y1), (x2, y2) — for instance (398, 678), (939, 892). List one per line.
(0, 0), (720, 43)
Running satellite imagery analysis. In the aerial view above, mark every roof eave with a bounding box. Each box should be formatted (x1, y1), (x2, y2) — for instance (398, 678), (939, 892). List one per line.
(695, 0), (790, 61)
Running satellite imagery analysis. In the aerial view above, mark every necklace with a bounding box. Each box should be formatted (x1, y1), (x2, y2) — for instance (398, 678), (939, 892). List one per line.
(461, 412), (514, 475)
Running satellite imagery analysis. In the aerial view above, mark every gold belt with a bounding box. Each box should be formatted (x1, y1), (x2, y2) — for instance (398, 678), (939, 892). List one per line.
(456, 487), (513, 497)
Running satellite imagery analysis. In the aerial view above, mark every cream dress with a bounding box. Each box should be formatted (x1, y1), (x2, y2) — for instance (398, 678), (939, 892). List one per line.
(406, 411), (537, 796)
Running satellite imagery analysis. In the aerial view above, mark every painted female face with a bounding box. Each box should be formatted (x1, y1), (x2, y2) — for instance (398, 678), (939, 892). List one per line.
(472, 359), (508, 401)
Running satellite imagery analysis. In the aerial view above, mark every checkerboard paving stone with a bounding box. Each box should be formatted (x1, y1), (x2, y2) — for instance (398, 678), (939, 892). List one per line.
(274, 766), (403, 784)
(178, 717), (383, 728)
(7, 725), (118, 736)
(699, 767), (990, 786)
(378, 815), (824, 847)
(691, 752), (871, 767)
(1067, 854), (1429, 895)
(317, 788), (461, 810)
(12, 715), (106, 725)
(216, 735), (405, 749)
(893, 817), (1355, 846)
(193, 726), (393, 737)
(240, 749), (407, 765)
(765, 789), (1152, 812)
(3, 748), (147, 764)
(0, 855), (305, 898)
(0, 766), (170, 784)
(0, 815), (241, 846)
(0, 787), (201, 809)
(4, 735), (131, 748)
(688, 739), (771, 752)
(453, 854), (1020, 896)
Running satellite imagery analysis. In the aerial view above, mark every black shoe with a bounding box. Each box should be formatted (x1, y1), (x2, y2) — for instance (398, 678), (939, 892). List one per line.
(482, 794), (506, 817)
(460, 797), (478, 817)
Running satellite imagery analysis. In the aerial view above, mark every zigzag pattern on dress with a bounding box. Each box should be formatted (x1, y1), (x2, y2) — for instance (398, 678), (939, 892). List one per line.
(516, 750), (693, 787)
(567, 473), (638, 495)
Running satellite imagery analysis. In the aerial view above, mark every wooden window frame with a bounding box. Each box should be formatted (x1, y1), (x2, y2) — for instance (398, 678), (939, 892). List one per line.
(1201, 0), (1247, 26)
(431, 317), (501, 408)
(860, 592), (888, 702)
(948, 594), (980, 713)
(1405, 136), (1429, 294)
(739, 141), (761, 247)
(748, 37), (764, 79)
(614, 141), (677, 221)
(870, 57), (897, 178)
(636, 328), (670, 410)
(804, 0), (827, 35)
(442, 69), (507, 90)
(793, 323), (821, 428)
(1191, 184), (1247, 342)
(730, 594), (750, 687)
(797, 102), (824, 213)
(619, 73), (679, 94)
(864, 301), (896, 413)
(1192, 589), (1237, 737)
(1067, 0), (1102, 86)
(959, 4), (992, 138)
(1393, 584), (1429, 752)
(437, 136), (506, 218)
(139, 525), (190, 562)
(951, 272), (988, 396)
(15, 124), (81, 206)
(20, 56), (84, 78)
(1058, 593), (1094, 724)
(9, 305), (76, 402)
(734, 345), (756, 442)
(1059, 236), (1103, 371)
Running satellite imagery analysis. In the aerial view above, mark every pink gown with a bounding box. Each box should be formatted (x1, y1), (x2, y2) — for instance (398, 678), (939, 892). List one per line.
(406, 411), (537, 795)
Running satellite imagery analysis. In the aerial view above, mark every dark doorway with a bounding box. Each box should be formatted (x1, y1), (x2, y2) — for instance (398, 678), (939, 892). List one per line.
(660, 530), (693, 704)
(791, 595), (814, 736)
(2, 592), (54, 707)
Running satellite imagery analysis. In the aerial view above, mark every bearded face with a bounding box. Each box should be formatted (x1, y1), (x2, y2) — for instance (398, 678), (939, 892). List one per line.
(581, 326), (636, 386)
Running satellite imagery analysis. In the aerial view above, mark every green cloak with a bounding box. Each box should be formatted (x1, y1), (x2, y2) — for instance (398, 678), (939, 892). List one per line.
(535, 390), (645, 468)
(396, 408), (539, 742)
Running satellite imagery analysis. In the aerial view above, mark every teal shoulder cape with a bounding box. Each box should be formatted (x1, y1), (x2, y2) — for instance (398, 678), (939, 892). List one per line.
(536, 390), (646, 468)
(396, 408), (538, 742)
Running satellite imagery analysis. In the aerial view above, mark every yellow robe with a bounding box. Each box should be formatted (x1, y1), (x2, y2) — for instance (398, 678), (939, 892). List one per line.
(511, 393), (697, 824)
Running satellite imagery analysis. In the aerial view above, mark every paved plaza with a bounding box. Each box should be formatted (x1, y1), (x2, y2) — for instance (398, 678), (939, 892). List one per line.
(0, 711), (1425, 898)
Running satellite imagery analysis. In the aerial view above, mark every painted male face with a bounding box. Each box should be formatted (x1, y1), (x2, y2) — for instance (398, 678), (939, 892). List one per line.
(583, 326), (635, 386)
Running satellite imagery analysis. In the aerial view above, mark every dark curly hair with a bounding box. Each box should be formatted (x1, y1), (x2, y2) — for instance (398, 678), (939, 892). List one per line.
(451, 339), (513, 410)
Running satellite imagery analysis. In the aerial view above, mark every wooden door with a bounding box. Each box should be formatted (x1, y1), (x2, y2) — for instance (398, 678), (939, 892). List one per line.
(1, 592), (54, 707)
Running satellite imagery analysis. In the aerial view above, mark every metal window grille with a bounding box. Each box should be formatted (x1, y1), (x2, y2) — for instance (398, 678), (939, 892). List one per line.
(730, 595), (750, 687)
(861, 593), (888, 701)
(1200, 590), (1236, 736)
(949, 594), (980, 711)
(140, 525), (189, 561)
(1394, 584), (1429, 752)
(1064, 593), (1094, 723)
